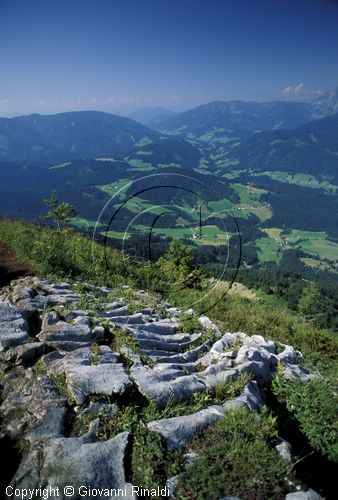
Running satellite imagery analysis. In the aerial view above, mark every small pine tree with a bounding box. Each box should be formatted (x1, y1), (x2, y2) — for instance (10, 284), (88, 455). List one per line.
(42, 194), (77, 230)
(298, 282), (321, 317)
(156, 239), (203, 288)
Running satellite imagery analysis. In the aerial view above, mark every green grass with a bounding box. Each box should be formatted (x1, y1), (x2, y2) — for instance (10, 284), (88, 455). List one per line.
(0, 218), (138, 287)
(176, 407), (294, 500)
(1, 218), (337, 497)
(231, 183), (272, 222)
(298, 238), (338, 262)
(49, 161), (72, 170)
(255, 236), (282, 263)
(207, 198), (233, 211)
(101, 229), (131, 239)
(252, 170), (337, 195)
(259, 228), (338, 264)
(146, 223), (230, 246)
(127, 158), (154, 171)
(70, 217), (100, 230)
(301, 257), (338, 273)
(272, 370), (338, 462)
(96, 178), (130, 198)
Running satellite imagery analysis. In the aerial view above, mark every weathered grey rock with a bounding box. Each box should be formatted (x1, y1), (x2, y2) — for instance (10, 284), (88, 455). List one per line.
(277, 345), (302, 364)
(0, 372), (66, 441)
(16, 295), (49, 316)
(147, 383), (263, 450)
(136, 335), (201, 354)
(11, 284), (36, 304)
(126, 326), (195, 344)
(235, 346), (272, 381)
(183, 451), (200, 468)
(0, 275), (318, 496)
(283, 364), (312, 382)
(198, 315), (221, 337)
(139, 307), (155, 315)
(235, 381), (264, 411)
(47, 346), (132, 404)
(109, 313), (148, 325)
(285, 489), (323, 500)
(166, 475), (179, 498)
(101, 306), (130, 317)
(101, 301), (125, 311)
(132, 320), (178, 335)
(44, 340), (94, 352)
(246, 334), (276, 354)
(72, 315), (92, 327)
(9, 445), (43, 492)
(81, 282), (112, 296)
(0, 301), (29, 351)
(276, 438), (292, 463)
(41, 310), (61, 329)
(64, 309), (90, 320)
(150, 341), (210, 364)
(38, 320), (104, 343)
(219, 497), (241, 500)
(198, 366), (238, 389)
(148, 406), (223, 450)
(166, 307), (181, 316)
(44, 293), (80, 306)
(131, 364), (206, 407)
(11, 430), (134, 498)
(80, 400), (118, 417)
(3, 341), (48, 367)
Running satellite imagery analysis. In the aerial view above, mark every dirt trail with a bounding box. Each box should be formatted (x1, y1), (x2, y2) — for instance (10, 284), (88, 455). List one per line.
(0, 241), (34, 286)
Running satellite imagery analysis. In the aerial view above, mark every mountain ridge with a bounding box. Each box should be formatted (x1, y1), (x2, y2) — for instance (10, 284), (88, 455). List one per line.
(0, 110), (160, 163)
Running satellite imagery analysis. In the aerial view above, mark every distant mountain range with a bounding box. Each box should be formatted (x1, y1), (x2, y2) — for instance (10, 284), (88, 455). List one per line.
(149, 100), (314, 138)
(0, 111), (160, 163)
(1, 88), (338, 167)
(311, 87), (338, 118)
(229, 112), (338, 182)
(129, 107), (176, 126)
(0, 92), (337, 267)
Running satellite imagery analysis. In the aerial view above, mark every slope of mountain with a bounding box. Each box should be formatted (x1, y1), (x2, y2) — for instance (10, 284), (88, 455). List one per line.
(130, 106), (176, 125)
(150, 100), (313, 139)
(229, 113), (338, 182)
(0, 111), (160, 163)
(125, 137), (202, 168)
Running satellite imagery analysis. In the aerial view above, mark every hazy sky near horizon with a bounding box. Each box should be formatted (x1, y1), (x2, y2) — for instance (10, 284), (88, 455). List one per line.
(1, 0), (338, 116)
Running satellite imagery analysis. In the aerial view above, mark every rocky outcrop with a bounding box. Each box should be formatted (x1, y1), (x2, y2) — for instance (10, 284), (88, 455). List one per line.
(43, 346), (132, 405)
(0, 276), (314, 498)
(12, 424), (134, 498)
(0, 301), (29, 351)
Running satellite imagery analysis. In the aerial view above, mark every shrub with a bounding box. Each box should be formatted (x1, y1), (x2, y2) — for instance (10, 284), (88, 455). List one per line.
(272, 371), (338, 462)
(176, 408), (293, 500)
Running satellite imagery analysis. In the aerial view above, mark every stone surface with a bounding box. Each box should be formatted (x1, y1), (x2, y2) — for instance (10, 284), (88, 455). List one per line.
(0, 301), (29, 351)
(38, 320), (104, 344)
(166, 475), (179, 498)
(285, 489), (323, 500)
(45, 346), (132, 404)
(0, 371), (67, 441)
(0, 276), (318, 498)
(3, 341), (48, 367)
(11, 429), (134, 497)
(276, 438), (292, 463)
(148, 406), (223, 450)
(147, 382), (263, 450)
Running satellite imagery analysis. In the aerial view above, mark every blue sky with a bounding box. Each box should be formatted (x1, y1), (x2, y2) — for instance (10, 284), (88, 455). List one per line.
(1, 0), (338, 116)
